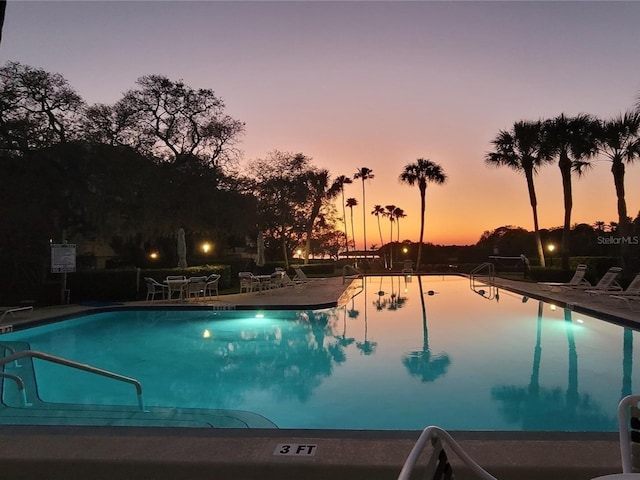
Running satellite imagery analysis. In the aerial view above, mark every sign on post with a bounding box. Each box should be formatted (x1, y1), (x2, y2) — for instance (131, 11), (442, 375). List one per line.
(51, 244), (76, 273)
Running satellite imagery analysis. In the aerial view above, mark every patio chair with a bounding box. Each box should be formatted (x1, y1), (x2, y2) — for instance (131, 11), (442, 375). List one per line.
(618, 394), (640, 474)
(538, 264), (588, 291)
(239, 272), (259, 293)
(563, 266), (622, 295)
(186, 276), (208, 300)
(144, 277), (169, 301)
(397, 425), (498, 480)
(204, 274), (221, 298)
(269, 271), (285, 289)
(402, 260), (414, 274)
(165, 275), (187, 301)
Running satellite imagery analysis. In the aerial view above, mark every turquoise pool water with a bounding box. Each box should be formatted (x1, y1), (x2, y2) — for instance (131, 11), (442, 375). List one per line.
(1, 275), (637, 431)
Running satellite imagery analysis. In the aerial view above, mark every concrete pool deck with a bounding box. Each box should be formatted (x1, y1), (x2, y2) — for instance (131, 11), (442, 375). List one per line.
(0, 273), (637, 479)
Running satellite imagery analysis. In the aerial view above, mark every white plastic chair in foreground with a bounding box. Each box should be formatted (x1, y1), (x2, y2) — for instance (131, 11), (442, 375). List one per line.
(618, 394), (640, 474)
(397, 426), (498, 480)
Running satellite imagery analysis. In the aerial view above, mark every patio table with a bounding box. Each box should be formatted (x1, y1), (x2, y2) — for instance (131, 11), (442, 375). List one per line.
(165, 279), (188, 302)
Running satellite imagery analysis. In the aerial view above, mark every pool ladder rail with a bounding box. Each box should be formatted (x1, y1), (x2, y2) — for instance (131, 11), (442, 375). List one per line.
(469, 262), (499, 301)
(0, 348), (147, 412)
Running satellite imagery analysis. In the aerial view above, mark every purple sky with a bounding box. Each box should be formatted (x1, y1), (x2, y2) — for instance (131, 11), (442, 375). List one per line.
(3, 1), (640, 246)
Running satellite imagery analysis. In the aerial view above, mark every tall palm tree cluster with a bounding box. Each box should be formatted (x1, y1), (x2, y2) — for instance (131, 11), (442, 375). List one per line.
(486, 111), (640, 270)
(339, 160), (448, 273)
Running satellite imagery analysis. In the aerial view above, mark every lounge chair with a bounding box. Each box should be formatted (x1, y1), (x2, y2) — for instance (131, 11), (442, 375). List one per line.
(282, 272), (304, 288)
(0, 306), (34, 322)
(204, 274), (221, 298)
(606, 273), (640, 309)
(144, 277), (169, 301)
(563, 266), (622, 295)
(293, 266), (326, 283)
(397, 425), (498, 480)
(538, 264), (588, 291)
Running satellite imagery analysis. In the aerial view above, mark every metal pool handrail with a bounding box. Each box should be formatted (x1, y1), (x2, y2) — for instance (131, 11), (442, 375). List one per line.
(0, 350), (147, 412)
(0, 372), (30, 406)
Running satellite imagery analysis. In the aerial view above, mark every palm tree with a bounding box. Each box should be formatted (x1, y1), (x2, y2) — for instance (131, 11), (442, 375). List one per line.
(542, 114), (598, 270)
(332, 175), (353, 254)
(393, 207), (406, 243)
(346, 197), (358, 253)
(399, 158), (447, 272)
(385, 204), (396, 268)
(354, 167), (374, 256)
(486, 120), (552, 267)
(371, 205), (386, 267)
(595, 111), (640, 268)
(302, 169), (338, 264)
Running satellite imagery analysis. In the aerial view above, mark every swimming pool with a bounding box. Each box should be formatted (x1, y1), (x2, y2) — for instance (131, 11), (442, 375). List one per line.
(0, 275), (636, 431)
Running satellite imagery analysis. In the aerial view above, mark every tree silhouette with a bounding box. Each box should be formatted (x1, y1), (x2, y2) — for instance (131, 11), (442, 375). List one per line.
(595, 111), (640, 271)
(354, 167), (374, 256)
(486, 120), (552, 267)
(542, 114), (598, 270)
(371, 205), (387, 267)
(399, 159), (447, 272)
(346, 197), (358, 253)
(332, 175), (353, 254)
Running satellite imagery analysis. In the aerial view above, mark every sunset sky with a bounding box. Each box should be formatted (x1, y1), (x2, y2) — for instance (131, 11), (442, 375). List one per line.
(3, 1), (640, 246)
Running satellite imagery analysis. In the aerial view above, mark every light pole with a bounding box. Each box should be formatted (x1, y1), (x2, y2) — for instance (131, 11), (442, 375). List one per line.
(547, 244), (555, 267)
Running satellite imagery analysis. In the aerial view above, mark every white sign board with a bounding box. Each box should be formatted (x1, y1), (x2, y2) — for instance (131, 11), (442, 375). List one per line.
(51, 244), (76, 273)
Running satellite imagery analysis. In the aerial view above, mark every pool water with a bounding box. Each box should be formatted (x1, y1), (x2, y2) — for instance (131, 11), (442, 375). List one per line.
(1, 275), (637, 431)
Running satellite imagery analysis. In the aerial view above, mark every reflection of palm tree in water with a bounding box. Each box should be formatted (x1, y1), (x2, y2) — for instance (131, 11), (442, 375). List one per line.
(357, 278), (377, 355)
(334, 305), (355, 348)
(492, 303), (612, 430)
(402, 275), (451, 382)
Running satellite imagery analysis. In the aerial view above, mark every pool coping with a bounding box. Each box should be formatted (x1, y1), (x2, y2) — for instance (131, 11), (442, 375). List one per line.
(0, 425), (623, 480)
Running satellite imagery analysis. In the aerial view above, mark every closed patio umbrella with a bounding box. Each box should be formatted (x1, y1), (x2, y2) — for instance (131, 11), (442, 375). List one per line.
(177, 228), (187, 268)
(256, 231), (266, 267)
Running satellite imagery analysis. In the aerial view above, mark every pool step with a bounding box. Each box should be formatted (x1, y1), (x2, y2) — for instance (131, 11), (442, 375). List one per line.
(0, 403), (277, 428)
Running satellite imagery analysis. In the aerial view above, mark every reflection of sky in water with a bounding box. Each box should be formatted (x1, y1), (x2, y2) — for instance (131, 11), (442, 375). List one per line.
(1, 276), (635, 431)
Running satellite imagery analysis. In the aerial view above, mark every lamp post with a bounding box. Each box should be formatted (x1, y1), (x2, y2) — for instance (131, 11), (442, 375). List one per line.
(547, 244), (555, 267)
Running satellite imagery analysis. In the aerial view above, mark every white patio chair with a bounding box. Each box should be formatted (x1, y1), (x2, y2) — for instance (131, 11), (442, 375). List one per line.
(398, 426), (498, 480)
(144, 277), (168, 301)
(186, 276), (208, 300)
(204, 274), (221, 298)
(618, 394), (640, 474)
(402, 260), (414, 274)
(165, 275), (187, 301)
(239, 272), (259, 293)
